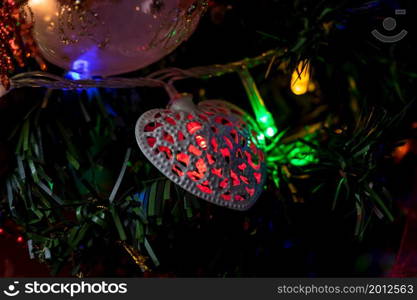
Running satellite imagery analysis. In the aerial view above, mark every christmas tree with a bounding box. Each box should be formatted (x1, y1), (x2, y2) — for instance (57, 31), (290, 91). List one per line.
(1, 0), (417, 277)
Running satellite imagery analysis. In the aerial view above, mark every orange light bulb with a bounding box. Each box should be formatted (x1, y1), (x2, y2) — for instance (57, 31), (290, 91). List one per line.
(291, 61), (313, 95)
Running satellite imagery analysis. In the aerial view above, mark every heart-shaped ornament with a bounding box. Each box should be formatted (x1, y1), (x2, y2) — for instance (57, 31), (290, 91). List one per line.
(135, 95), (266, 211)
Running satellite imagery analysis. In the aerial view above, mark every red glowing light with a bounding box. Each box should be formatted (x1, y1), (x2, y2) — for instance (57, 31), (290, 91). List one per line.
(245, 151), (261, 170)
(211, 168), (223, 178)
(176, 152), (190, 167)
(144, 122), (163, 132)
(393, 140), (411, 163)
(187, 121), (202, 134)
(238, 163), (247, 170)
(220, 148), (231, 162)
(146, 137), (156, 147)
(219, 178), (229, 189)
(206, 153), (215, 165)
(16, 236), (24, 243)
(157, 146), (173, 159)
(196, 184), (213, 194)
(188, 144), (202, 156)
(221, 193), (232, 201)
(172, 164), (184, 177)
(246, 187), (255, 196)
(164, 117), (176, 125)
(253, 172), (262, 184)
(178, 131), (185, 141)
(223, 136), (234, 150)
(187, 171), (203, 181)
(234, 195), (245, 201)
(198, 114), (209, 122)
(163, 131), (174, 144)
(230, 170), (240, 186)
(195, 135), (208, 149)
(211, 137), (219, 152)
(239, 175), (249, 184)
(196, 158), (207, 174)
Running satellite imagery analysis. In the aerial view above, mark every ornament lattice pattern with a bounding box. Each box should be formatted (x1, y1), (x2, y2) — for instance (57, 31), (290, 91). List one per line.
(135, 100), (266, 211)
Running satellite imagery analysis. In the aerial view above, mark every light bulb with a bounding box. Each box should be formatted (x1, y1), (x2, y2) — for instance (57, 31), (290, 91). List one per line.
(266, 127), (276, 137)
(291, 61), (313, 96)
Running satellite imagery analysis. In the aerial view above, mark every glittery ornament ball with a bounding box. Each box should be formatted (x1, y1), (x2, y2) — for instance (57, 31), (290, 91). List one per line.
(1, 0), (45, 88)
(26, 0), (207, 77)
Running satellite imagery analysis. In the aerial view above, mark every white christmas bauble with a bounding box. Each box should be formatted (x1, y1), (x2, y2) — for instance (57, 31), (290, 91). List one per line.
(27, 0), (206, 76)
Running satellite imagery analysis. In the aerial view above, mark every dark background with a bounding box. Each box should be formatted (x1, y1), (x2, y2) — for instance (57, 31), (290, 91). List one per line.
(1, 0), (417, 277)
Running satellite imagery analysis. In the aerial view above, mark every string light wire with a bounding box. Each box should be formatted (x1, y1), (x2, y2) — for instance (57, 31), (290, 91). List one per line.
(9, 50), (283, 98)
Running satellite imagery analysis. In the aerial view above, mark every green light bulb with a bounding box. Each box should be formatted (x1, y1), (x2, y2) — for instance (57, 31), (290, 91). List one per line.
(259, 116), (269, 123)
(239, 68), (278, 139)
(266, 127), (276, 137)
(257, 133), (265, 141)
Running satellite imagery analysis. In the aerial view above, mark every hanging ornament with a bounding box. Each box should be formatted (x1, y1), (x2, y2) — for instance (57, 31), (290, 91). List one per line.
(0, 0), (45, 89)
(26, 0), (207, 77)
(135, 94), (266, 211)
(238, 67), (278, 138)
(290, 60), (315, 95)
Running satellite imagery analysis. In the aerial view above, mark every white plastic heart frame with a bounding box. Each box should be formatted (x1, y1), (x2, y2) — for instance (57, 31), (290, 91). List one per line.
(135, 95), (266, 211)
